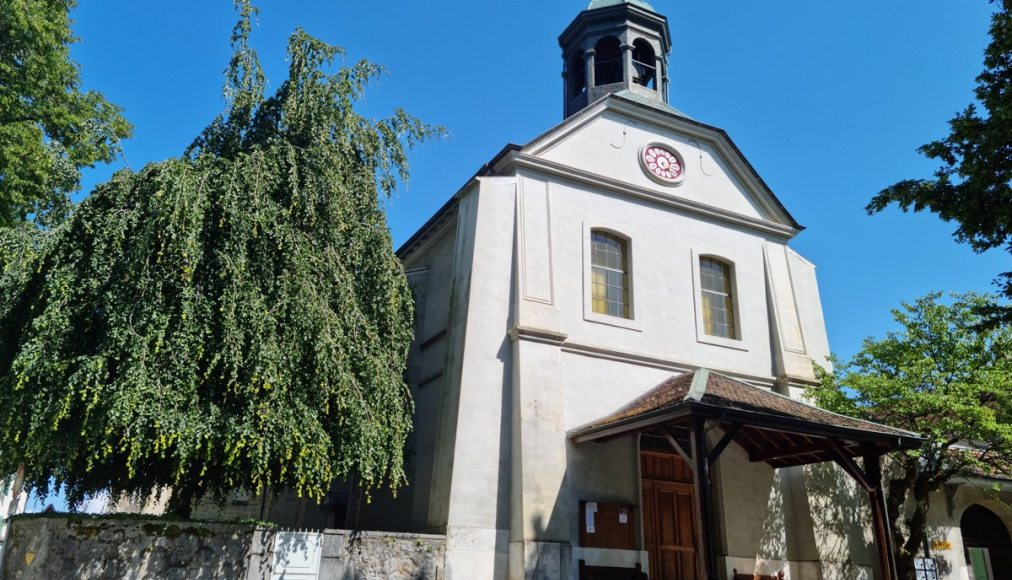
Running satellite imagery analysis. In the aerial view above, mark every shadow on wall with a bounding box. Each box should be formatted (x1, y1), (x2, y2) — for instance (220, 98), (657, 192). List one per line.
(755, 469), (787, 573)
(924, 525), (953, 577)
(803, 462), (873, 580)
(272, 530), (315, 577)
(495, 327), (514, 580)
(525, 513), (570, 580)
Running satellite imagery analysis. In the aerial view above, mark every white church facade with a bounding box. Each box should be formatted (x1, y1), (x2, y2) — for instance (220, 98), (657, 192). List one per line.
(379, 2), (1012, 580)
(97, 2), (1012, 579)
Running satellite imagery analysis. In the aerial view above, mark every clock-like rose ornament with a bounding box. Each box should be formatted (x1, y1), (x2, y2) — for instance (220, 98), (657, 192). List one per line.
(640, 143), (685, 186)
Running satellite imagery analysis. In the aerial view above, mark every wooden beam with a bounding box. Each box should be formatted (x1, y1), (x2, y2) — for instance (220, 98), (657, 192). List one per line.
(749, 440), (847, 463)
(750, 426), (780, 448)
(828, 439), (873, 493)
(707, 423), (740, 465)
(664, 427), (695, 471)
(864, 449), (898, 580)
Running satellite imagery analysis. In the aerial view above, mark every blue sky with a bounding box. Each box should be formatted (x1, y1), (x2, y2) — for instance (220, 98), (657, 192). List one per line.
(66, 0), (1006, 364)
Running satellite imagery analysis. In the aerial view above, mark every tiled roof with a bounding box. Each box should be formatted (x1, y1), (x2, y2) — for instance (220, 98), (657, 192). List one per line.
(570, 369), (919, 440)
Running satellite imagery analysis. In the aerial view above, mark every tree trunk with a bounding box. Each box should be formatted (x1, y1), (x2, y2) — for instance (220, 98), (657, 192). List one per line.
(896, 479), (933, 580)
(885, 468), (914, 580)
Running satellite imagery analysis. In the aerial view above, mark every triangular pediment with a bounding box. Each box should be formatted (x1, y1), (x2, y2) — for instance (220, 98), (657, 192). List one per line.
(518, 94), (802, 234)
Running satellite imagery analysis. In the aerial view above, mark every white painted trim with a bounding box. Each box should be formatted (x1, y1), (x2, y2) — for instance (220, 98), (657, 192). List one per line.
(517, 177), (555, 305)
(509, 153), (798, 239)
(521, 97), (798, 230)
(558, 339), (776, 388)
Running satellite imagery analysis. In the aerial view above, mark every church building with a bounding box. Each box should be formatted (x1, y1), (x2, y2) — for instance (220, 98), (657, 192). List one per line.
(387, 1), (930, 579)
(105, 2), (1012, 579)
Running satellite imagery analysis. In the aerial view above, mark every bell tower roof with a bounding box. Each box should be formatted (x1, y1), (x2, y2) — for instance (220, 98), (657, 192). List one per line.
(560, 0), (671, 118)
(587, 0), (655, 10)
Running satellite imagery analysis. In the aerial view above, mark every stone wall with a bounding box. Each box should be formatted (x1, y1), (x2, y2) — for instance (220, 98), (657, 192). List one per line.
(317, 529), (445, 579)
(1, 515), (274, 580)
(0, 516), (446, 579)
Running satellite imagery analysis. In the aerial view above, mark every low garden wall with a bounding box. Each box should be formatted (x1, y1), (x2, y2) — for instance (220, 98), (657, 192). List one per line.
(1, 515), (446, 579)
(317, 529), (445, 579)
(1, 515), (275, 580)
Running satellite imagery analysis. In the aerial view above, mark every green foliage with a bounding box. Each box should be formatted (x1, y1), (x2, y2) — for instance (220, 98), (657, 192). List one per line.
(0, 3), (439, 512)
(0, 0), (132, 226)
(810, 292), (1012, 577)
(867, 2), (1012, 323)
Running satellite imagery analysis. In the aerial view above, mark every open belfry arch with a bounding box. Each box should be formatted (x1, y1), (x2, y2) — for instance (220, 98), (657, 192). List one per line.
(570, 369), (922, 580)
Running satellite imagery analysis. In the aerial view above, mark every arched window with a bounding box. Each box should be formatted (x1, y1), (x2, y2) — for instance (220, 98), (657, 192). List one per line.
(591, 231), (629, 318)
(594, 36), (622, 85)
(632, 39), (656, 89)
(699, 257), (736, 339)
(569, 53), (586, 97)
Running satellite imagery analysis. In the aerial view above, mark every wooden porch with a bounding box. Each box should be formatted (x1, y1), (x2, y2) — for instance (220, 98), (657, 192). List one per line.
(569, 369), (923, 580)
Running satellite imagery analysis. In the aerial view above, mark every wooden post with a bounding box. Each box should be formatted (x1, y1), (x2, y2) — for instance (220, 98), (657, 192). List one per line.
(692, 418), (719, 580)
(864, 451), (898, 580)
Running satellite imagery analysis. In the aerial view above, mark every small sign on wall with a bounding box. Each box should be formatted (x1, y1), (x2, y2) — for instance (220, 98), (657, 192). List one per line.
(930, 539), (952, 551)
(579, 500), (635, 550)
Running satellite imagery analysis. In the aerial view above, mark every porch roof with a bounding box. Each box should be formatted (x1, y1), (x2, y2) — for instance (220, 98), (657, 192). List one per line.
(568, 369), (923, 468)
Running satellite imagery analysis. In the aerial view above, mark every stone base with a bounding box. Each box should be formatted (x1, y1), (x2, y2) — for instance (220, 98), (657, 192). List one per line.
(509, 540), (572, 580)
(445, 526), (508, 580)
(721, 556), (873, 580)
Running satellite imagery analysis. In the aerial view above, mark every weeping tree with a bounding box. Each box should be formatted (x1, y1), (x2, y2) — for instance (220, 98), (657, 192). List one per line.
(0, 2), (439, 515)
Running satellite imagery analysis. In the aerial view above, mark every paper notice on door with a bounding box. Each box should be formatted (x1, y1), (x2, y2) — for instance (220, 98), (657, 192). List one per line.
(618, 508), (628, 524)
(585, 502), (597, 533)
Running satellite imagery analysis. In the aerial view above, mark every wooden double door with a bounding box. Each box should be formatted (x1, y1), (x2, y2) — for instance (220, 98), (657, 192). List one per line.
(642, 451), (700, 580)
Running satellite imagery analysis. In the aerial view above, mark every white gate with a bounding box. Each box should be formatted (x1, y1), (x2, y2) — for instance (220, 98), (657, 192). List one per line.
(271, 530), (323, 580)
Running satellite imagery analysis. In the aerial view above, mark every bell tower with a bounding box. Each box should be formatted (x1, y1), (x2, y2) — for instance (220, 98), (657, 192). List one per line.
(559, 0), (671, 118)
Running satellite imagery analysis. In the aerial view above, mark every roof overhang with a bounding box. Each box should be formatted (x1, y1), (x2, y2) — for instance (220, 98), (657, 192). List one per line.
(569, 369), (923, 469)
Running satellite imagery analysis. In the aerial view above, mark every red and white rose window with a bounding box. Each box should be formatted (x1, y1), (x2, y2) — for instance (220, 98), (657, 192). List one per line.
(640, 143), (685, 185)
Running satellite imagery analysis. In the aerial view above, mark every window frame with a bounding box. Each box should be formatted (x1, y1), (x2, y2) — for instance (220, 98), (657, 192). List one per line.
(583, 223), (641, 331)
(691, 250), (746, 350)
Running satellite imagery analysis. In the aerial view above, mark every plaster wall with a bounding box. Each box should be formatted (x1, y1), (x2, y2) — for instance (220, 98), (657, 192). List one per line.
(439, 178), (517, 580)
(537, 112), (769, 221)
(522, 171), (823, 383)
(404, 224), (460, 533)
(920, 482), (1012, 580)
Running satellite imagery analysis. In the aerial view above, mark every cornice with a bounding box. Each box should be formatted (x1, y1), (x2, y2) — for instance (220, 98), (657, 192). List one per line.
(504, 152), (798, 240)
(509, 325), (778, 389)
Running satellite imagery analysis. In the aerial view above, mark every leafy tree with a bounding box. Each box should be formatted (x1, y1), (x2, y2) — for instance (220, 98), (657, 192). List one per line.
(868, 2), (1011, 324)
(811, 293), (1012, 580)
(0, 0), (132, 226)
(0, 2), (439, 515)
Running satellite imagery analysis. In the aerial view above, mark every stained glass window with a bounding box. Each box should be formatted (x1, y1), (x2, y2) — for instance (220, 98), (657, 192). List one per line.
(700, 257), (736, 339)
(591, 231), (630, 318)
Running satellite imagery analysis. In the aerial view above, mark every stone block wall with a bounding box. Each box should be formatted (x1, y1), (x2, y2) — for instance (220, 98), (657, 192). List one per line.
(0, 516), (446, 579)
(1, 515), (274, 580)
(318, 529), (445, 579)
